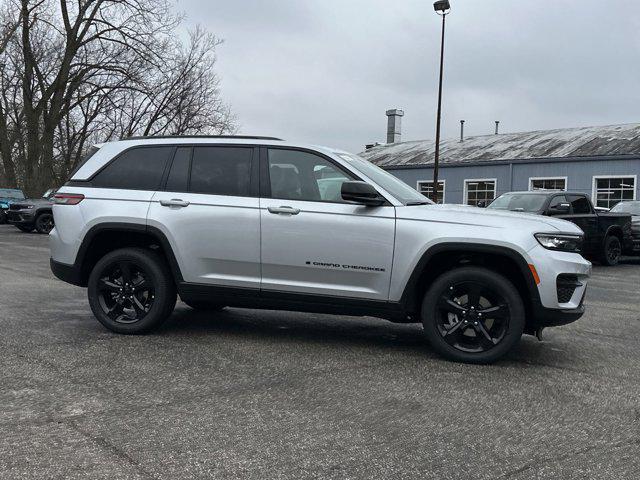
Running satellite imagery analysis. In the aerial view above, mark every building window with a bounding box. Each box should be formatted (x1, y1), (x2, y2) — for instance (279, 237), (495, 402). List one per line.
(593, 176), (636, 209)
(465, 179), (496, 206)
(529, 177), (567, 191)
(417, 180), (445, 203)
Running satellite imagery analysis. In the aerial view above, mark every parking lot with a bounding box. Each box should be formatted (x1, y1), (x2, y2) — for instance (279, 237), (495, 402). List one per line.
(0, 224), (639, 479)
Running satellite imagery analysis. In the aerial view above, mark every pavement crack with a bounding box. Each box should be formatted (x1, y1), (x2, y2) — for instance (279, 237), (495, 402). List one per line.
(499, 437), (640, 479)
(64, 420), (160, 480)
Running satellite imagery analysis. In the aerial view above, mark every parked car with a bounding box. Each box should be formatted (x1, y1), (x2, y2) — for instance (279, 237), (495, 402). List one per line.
(50, 136), (591, 364)
(610, 201), (640, 254)
(7, 189), (56, 234)
(488, 191), (634, 265)
(0, 188), (26, 224)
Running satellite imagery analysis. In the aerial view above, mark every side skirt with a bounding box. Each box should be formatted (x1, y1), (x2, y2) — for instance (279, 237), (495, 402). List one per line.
(178, 283), (411, 323)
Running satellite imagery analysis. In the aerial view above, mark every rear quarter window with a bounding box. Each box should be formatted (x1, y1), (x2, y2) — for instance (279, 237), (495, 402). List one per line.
(91, 147), (173, 190)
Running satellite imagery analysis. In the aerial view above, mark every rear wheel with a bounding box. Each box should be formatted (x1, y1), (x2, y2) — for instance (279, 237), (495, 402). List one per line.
(35, 212), (54, 234)
(601, 235), (621, 266)
(15, 225), (34, 233)
(421, 267), (525, 364)
(88, 248), (176, 334)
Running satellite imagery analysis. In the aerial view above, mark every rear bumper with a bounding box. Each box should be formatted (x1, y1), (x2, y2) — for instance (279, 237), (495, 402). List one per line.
(50, 258), (84, 286)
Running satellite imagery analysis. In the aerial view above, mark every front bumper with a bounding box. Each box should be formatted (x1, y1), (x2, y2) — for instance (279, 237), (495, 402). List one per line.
(525, 244), (591, 329)
(7, 210), (36, 226)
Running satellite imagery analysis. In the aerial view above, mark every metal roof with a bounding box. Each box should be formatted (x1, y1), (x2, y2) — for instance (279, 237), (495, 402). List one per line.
(360, 123), (640, 168)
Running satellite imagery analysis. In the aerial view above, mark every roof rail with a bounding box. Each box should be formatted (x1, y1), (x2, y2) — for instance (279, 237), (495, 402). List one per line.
(121, 135), (284, 141)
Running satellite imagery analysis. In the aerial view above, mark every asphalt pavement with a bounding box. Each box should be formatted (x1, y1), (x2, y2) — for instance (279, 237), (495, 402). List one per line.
(0, 224), (639, 479)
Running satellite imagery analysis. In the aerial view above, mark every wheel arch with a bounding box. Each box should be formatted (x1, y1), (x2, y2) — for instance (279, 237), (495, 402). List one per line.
(75, 222), (183, 287)
(399, 243), (540, 327)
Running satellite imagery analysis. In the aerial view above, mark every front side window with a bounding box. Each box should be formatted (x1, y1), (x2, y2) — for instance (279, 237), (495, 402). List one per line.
(530, 178), (566, 191)
(594, 177), (636, 209)
(337, 153), (431, 205)
(268, 149), (353, 202)
(190, 146), (252, 196)
(465, 180), (496, 206)
(417, 181), (445, 204)
(92, 146), (173, 190)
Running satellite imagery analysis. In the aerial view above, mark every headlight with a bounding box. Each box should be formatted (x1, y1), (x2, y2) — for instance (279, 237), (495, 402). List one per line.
(535, 233), (583, 252)
(23, 205), (34, 209)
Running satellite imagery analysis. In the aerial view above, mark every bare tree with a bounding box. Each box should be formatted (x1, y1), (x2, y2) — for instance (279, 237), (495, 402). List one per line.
(0, 0), (235, 196)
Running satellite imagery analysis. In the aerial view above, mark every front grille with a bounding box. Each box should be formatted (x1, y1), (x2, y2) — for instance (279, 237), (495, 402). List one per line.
(9, 204), (25, 211)
(557, 274), (581, 303)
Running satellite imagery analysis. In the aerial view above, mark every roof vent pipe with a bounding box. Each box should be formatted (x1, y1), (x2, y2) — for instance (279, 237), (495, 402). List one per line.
(460, 120), (465, 142)
(386, 109), (404, 144)
(495, 121), (500, 135)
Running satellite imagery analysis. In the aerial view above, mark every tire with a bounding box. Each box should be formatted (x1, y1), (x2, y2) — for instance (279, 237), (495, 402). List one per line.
(35, 212), (54, 234)
(183, 300), (226, 311)
(421, 266), (525, 364)
(15, 225), (34, 233)
(87, 248), (177, 334)
(601, 235), (621, 266)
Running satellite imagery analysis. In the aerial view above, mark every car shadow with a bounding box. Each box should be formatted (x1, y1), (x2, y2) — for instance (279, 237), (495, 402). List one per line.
(158, 304), (562, 365)
(160, 304), (431, 354)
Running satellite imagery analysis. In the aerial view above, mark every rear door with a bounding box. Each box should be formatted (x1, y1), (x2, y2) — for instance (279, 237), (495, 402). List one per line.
(259, 147), (396, 300)
(147, 145), (261, 289)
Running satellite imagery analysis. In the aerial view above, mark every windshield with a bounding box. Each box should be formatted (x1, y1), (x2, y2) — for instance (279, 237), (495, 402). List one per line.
(611, 201), (640, 215)
(337, 153), (432, 205)
(487, 193), (548, 212)
(0, 189), (25, 200)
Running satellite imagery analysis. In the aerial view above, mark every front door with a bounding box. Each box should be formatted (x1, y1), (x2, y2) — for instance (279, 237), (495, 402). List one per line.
(147, 145), (261, 288)
(259, 147), (396, 300)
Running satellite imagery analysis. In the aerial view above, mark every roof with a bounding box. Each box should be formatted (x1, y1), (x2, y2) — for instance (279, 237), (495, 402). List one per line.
(360, 123), (640, 168)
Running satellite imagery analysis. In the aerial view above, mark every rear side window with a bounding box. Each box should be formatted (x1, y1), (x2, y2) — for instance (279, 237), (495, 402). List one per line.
(92, 147), (172, 190)
(190, 147), (252, 196)
(569, 195), (591, 214)
(165, 147), (191, 192)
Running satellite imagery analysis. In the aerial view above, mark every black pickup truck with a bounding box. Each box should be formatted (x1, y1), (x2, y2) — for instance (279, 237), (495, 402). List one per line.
(488, 191), (634, 266)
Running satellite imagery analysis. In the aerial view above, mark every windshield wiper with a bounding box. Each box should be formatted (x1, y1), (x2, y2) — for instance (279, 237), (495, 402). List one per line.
(406, 201), (431, 206)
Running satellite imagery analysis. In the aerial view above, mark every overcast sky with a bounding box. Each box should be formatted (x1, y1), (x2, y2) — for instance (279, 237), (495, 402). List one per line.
(179, 0), (640, 153)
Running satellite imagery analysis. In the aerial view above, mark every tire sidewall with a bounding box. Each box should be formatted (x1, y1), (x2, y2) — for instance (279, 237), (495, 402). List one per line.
(88, 248), (175, 334)
(421, 267), (525, 364)
(35, 213), (54, 234)
(602, 236), (621, 266)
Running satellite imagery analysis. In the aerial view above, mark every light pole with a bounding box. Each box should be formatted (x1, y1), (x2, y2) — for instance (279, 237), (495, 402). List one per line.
(431, 0), (450, 204)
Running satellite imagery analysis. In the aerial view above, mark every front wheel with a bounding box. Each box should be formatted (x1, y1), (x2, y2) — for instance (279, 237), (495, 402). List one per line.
(421, 267), (525, 364)
(87, 248), (177, 334)
(35, 212), (54, 234)
(601, 235), (621, 266)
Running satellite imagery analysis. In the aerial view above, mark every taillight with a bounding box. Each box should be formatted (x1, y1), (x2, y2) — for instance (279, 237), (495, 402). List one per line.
(53, 193), (84, 205)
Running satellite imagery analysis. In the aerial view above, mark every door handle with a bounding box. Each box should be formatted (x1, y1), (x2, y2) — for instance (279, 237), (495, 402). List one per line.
(160, 199), (190, 208)
(268, 206), (300, 215)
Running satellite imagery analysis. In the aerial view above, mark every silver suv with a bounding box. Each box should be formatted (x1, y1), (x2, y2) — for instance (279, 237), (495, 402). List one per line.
(50, 136), (591, 363)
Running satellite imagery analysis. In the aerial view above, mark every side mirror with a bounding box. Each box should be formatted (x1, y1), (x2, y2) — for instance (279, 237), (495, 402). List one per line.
(476, 201), (486, 208)
(549, 203), (570, 215)
(341, 181), (386, 206)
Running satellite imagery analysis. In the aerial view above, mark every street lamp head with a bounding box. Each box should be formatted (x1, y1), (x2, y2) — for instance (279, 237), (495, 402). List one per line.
(433, 0), (451, 14)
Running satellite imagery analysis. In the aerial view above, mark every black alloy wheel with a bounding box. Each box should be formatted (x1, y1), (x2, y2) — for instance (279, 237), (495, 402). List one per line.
(88, 248), (176, 334)
(35, 213), (55, 234)
(435, 282), (510, 353)
(422, 267), (525, 364)
(602, 235), (621, 266)
(96, 261), (155, 324)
